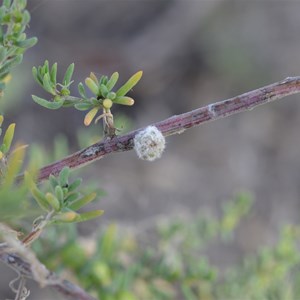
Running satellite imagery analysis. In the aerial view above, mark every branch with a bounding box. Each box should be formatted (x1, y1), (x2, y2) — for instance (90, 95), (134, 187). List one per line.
(0, 244), (97, 300)
(5, 76), (300, 299)
(28, 76), (300, 182)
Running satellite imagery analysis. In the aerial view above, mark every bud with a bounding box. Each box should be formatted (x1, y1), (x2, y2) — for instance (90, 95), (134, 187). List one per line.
(103, 98), (113, 109)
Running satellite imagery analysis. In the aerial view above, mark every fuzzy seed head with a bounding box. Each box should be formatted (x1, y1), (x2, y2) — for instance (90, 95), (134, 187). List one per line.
(134, 126), (165, 161)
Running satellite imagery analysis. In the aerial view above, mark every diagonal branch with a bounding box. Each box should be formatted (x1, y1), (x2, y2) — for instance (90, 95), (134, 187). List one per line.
(25, 76), (300, 182)
(0, 244), (97, 300)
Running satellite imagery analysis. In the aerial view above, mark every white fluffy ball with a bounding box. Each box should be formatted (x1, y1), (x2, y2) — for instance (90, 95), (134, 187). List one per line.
(133, 126), (166, 161)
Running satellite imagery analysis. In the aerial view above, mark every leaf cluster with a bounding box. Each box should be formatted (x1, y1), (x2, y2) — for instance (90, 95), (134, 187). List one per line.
(25, 167), (103, 225)
(0, 0), (37, 94)
(32, 60), (142, 127)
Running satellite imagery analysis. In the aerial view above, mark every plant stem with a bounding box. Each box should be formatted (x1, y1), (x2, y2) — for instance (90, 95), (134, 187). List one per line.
(23, 76), (300, 182)
(0, 247), (97, 300)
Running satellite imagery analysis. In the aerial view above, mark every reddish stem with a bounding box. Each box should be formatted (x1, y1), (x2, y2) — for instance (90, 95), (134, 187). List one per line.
(35, 76), (300, 182)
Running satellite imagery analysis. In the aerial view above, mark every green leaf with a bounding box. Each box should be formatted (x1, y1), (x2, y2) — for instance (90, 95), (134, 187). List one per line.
(85, 77), (99, 95)
(42, 60), (49, 75)
(32, 95), (64, 109)
(99, 84), (108, 98)
(116, 70), (143, 97)
(1, 123), (15, 153)
(3, 146), (25, 188)
(52, 210), (79, 223)
(106, 92), (116, 100)
(65, 192), (80, 203)
(106, 72), (119, 91)
(99, 75), (108, 85)
(15, 37), (37, 49)
(49, 174), (59, 190)
(22, 10), (30, 24)
(73, 210), (104, 223)
(84, 107), (99, 126)
(63, 63), (74, 86)
(32, 66), (43, 86)
(50, 62), (57, 85)
(113, 96), (134, 106)
(74, 102), (93, 111)
(68, 178), (82, 192)
(28, 183), (51, 212)
(59, 166), (70, 187)
(42, 73), (56, 95)
(78, 82), (87, 99)
(55, 185), (64, 202)
(0, 54), (23, 73)
(45, 192), (60, 211)
(16, 0), (26, 10)
(68, 192), (97, 211)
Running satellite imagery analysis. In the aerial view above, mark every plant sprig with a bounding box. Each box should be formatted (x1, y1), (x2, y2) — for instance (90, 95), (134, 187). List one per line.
(24, 167), (103, 227)
(0, 0), (37, 95)
(32, 60), (143, 136)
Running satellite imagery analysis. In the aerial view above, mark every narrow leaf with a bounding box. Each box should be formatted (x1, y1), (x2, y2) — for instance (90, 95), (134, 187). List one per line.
(49, 174), (59, 190)
(55, 185), (64, 202)
(106, 72), (119, 91)
(99, 84), (108, 98)
(63, 63), (74, 86)
(15, 37), (38, 49)
(84, 107), (99, 126)
(73, 210), (104, 223)
(116, 71), (143, 97)
(3, 144), (25, 188)
(1, 54), (23, 73)
(32, 66), (43, 86)
(89, 72), (98, 84)
(113, 96), (134, 106)
(32, 95), (64, 109)
(65, 192), (80, 203)
(59, 166), (70, 187)
(68, 178), (82, 192)
(53, 211), (79, 223)
(74, 102), (93, 111)
(1, 123), (15, 154)
(85, 77), (99, 95)
(78, 82), (87, 99)
(43, 73), (56, 95)
(68, 192), (97, 211)
(45, 192), (60, 211)
(50, 62), (57, 85)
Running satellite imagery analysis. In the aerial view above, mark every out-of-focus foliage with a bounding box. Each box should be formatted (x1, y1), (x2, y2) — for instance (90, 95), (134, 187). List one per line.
(35, 193), (300, 300)
(0, 0), (37, 95)
(32, 60), (142, 135)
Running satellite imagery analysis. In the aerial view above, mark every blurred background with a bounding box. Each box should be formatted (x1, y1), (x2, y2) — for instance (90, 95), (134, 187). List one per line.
(2, 0), (300, 298)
